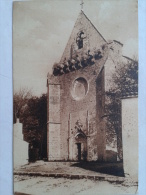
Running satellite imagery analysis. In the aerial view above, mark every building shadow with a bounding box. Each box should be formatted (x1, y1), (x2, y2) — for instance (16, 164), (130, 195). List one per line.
(71, 161), (124, 177)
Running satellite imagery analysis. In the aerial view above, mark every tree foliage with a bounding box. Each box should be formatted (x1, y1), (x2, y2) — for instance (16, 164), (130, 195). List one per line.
(13, 88), (32, 123)
(22, 94), (47, 159)
(111, 58), (138, 95)
(14, 91), (47, 160)
(105, 58), (138, 160)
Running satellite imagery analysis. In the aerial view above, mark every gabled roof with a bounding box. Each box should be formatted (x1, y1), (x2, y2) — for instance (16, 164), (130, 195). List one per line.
(122, 55), (136, 62)
(80, 10), (107, 43)
(60, 10), (107, 63)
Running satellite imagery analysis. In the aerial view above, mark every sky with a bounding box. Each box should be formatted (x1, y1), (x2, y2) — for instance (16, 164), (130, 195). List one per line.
(13, 0), (138, 96)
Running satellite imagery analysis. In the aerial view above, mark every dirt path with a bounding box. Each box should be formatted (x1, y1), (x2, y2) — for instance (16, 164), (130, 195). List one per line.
(14, 175), (138, 195)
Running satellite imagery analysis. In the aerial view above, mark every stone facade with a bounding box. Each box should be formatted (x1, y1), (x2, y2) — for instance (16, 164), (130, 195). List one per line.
(47, 11), (126, 162)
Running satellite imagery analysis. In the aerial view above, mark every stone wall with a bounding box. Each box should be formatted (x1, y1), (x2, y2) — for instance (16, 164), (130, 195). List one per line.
(47, 11), (125, 162)
(47, 52), (109, 161)
(60, 11), (106, 63)
(14, 119), (28, 168)
(59, 59), (106, 161)
(122, 97), (138, 181)
(47, 84), (61, 160)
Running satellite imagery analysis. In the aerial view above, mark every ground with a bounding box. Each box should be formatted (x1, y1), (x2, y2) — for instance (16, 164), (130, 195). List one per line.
(14, 161), (138, 195)
(14, 175), (137, 195)
(14, 161), (124, 177)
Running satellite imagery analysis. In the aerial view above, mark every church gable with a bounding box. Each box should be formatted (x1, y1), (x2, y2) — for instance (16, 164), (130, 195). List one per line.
(47, 10), (126, 162)
(60, 11), (106, 63)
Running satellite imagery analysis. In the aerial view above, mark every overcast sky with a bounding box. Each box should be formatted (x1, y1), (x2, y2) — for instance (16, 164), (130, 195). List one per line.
(13, 0), (138, 96)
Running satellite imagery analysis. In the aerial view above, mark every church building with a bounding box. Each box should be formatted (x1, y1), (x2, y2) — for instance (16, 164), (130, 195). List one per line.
(47, 10), (127, 162)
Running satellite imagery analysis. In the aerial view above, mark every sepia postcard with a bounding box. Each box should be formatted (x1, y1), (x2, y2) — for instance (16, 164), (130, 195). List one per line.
(13, 0), (138, 194)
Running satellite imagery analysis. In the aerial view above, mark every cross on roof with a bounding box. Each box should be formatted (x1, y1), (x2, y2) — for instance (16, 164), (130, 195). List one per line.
(80, 0), (84, 10)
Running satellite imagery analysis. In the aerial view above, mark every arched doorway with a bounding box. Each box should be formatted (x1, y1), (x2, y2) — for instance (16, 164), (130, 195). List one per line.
(77, 143), (81, 161)
(75, 131), (87, 161)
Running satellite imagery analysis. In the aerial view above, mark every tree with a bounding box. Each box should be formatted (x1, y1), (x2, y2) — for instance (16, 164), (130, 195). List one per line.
(13, 88), (32, 123)
(111, 58), (138, 95)
(13, 89), (47, 160)
(21, 94), (47, 160)
(105, 58), (138, 160)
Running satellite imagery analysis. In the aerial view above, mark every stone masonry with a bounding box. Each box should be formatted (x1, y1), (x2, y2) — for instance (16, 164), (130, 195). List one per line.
(47, 11), (127, 162)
